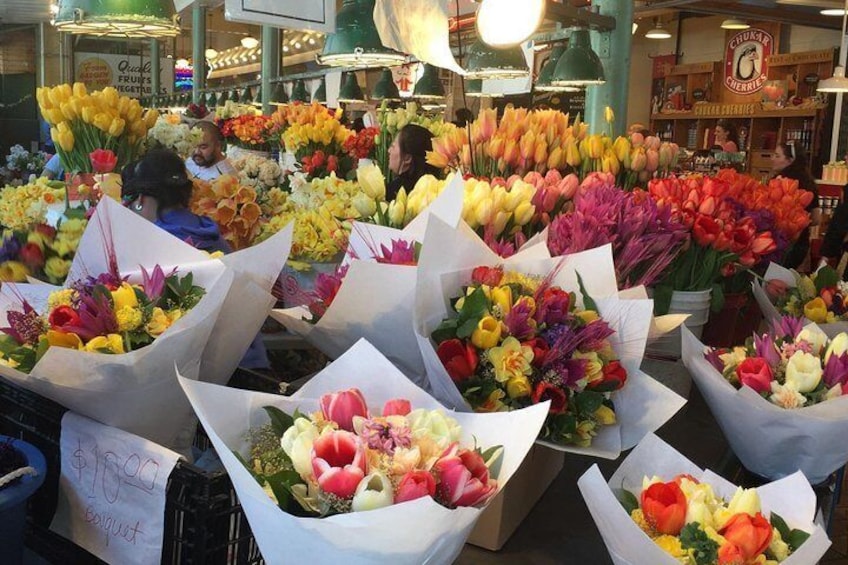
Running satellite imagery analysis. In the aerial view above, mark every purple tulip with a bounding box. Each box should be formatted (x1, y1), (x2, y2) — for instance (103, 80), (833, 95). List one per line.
(753, 333), (781, 368)
(823, 352), (848, 388)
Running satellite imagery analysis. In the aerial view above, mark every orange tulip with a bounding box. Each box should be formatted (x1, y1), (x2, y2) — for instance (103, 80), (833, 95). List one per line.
(640, 481), (687, 535)
(719, 513), (772, 560)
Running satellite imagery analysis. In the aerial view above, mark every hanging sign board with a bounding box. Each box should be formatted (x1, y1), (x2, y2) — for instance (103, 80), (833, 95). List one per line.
(50, 412), (180, 565)
(723, 28), (773, 95)
(224, 0), (336, 34)
(74, 53), (174, 98)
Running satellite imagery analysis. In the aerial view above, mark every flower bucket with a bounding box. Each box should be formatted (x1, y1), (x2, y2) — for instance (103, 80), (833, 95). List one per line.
(227, 145), (271, 161)
(647, 289), (712, 360)
(0, 436), (46, 565)
(280, 258), (342, 308)
(700, 291), (763, 348)
(64, 172), (96, 201)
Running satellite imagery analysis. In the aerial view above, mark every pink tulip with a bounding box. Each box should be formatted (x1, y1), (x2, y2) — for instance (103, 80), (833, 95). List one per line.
(543, 168), (563, 186)
(382, 398), (412, 417)
(320, 388), (369, 432)
(395, 470), (437, 504)
(630, 131), (645, 147)
(433, 442), (498, 508)
(644, 135), (661, 151)
(311, 430), (367, 499)
(557, 174), (579, 199)
(645, 148), (660, 173)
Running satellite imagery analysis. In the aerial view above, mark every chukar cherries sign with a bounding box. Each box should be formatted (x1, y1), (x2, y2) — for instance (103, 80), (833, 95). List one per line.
(724, 28), (773, 95)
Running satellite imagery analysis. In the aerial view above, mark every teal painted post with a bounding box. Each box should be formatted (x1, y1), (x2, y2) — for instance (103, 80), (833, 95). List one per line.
(587, 0), (632, 136)
(261, 26), (279, 115)
(192, 4), (206, 103)
(150, 39), (161, 98)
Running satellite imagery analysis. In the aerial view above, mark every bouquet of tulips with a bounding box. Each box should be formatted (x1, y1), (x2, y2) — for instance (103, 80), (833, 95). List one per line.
(0, 218), (86, 284)
(220, 114), (281, 153)
(611, 131), (680, 191)
(414, 216), (685, 457)
(579, 433), (831, 565)
(548, 173), (689, 290)
(273, 103), (354, 180)
(683, 320), (848, 484)
(37, 83), (157, 173)
(179, 338), (549, 563)
(343, 126), (380, 161)
(648, 174), (779, 314)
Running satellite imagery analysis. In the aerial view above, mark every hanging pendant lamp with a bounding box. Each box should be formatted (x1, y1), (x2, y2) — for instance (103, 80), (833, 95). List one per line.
(372, 68), (401, 101)
(535, 45), (580, 92)
(53, 0), (180, 38)
(252, 85), (263, 106)
(239, 87), (253, 104)
(271, 82), (289, 104)
(291, 79), (310, 103)
(413, 64), (445, 100)
(318, 0), (406, 68)
(819, 0), (848, 93)
(207, 91), (219, 107)
(465, 79), (503, 98)
(313, 78), (327, 103)
(464, 39), (529, 80)
(551, 28), (605, 87)
(338, 72), (366, 103)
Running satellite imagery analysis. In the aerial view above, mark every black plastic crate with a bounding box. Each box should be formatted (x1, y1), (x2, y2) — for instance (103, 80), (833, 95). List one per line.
(0, 377), (264, 564)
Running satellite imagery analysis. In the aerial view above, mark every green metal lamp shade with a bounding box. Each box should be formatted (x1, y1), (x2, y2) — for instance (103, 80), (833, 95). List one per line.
(372, 68), (401, 101)
(464, 78), (504, 98)
(413, 64), (445, 100)
(252, 85), (263, 106)
(207, 91), (219, 107)
(291, 80), (310, 103)
(318, 0), (406, 68)
(535, 45), (579, 92)
(465, 39), (529, 80)
(552, 29), (606, 87)
(338, 72), (366, 103)
(54, 0), (180, 38)
(313, 78), (327, 103)
(271, 82), (289, 104)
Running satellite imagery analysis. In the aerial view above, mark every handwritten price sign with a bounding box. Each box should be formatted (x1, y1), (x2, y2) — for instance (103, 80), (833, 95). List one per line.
(50, 412), (180, 565)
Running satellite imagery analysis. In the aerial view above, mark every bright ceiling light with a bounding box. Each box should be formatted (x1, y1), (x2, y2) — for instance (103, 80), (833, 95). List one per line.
(477, 0), (545, 47)
(822, 8), (846, 15)
(645, 19), (671, 39)
(721, 18), (750, 29)
(241, 36), (259, 49)
(632, 22), (638, 34)
(205, 48), (218, 59)
(283, 45), (289, 52)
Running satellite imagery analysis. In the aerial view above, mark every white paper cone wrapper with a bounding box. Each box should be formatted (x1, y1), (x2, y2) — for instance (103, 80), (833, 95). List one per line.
(179, 338), (549, 565)
(67, 198), (293, 385)
(577, 433), (831, 565)
(414, 217), (686, 458)
(682, 324), (848, 484)
(753, 262), (848, 339)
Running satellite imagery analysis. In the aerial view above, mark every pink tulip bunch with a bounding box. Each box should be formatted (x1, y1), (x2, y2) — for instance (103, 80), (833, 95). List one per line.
(245, 388), (501, 515)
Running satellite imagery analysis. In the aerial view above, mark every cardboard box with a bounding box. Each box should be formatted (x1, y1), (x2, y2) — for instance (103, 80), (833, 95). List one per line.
(466, 444), (564, 551)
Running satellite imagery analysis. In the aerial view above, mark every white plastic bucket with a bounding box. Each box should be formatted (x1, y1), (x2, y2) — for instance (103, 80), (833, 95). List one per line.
(647, 289), (712, 360)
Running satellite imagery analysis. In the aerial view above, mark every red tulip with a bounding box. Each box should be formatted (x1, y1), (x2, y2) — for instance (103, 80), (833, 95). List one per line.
(471, 266), (503, 286)
(692, 215), (721, 247)
(587, 360), (628, 391)
(436, 339), (479, 383)
(433, 442), (497, 508)
(640, 481), (687, 535)
(34, 224), (57, 239)
(394, 470), (436, 504)
(89, 149), (117, 174)
(735, 357), (773, 394)
(720, 513), (772, 560)
(19, 243), (44, 268)
(311, 430), (367, 499)
(531, 381), (567, 414)
(319, 388), (369, 432)
(382, 398), (412, 417)
(522, 337), (550, 367)
(48, 305), (81, 331)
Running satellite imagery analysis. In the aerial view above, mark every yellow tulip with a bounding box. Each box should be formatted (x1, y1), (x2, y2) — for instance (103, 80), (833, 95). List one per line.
(0, 260), (30, 281)
(57, 131), (75, 152)
(575, 310), (600, 324)
(804, 298), (828, 324)
(108, 117), (125, 137)
(46, 330), (83, 350)
(472, 316), (502, 349)
(145, 307), (172, 336)
(506, 375), (532, 399)
(547, 146), (563, 170)
(84, 334), (125, 354)
(144, 108), (159, 128)
(81, 106), (96, 124)
(604, 106), (615, 124)
(513, 201), (535, 226)
(72, 82), (87, 98)
(594, 405), (616, 425)
(613, 136), (631, 162)
(111, 282), (139, 310)
(565, 140), (581, 167)
(588, 135), (604, 159)
(491, 285), (513, 314)
(356, 164), (386, 201)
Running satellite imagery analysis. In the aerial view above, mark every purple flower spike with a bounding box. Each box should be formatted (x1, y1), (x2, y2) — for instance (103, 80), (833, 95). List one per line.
(705, 348), (725, 373)
(823, 352), (848, 388)
(753, 333), (780, 368)
(141, 265), (173, 302)
(504, 298), (537, 340)
(769, 315), (804, 341)
(63, 291), (119, 341)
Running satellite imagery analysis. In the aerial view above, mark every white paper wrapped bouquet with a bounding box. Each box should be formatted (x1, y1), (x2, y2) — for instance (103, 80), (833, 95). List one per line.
(179, 339), (548, 565)
(414, 216), (686, 459)
(578, 433), (831, 565)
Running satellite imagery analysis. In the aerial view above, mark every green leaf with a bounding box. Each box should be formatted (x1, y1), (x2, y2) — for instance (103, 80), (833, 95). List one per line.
(263, 405), (295, 437)
(770, 512), (792, 543)
(787, 528), (811, 552)
(575, 390), (604, 415)
(431, 318), (459, 343)
(576, 271), (597, 312)
(710, 283), (725, 313)
(265, 468), (303, 512)
(815, 266), (839, 294)
(614, 488), (639, 515)
(653, 284), (673, 316)
(679, 522), (720, 565)
(479, 445), (504, 479)
(456, 318), (480, 339)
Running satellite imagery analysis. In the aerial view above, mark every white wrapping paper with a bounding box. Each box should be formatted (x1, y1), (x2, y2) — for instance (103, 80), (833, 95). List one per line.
(414, 217), (686, 458)
(178, 339), (549, 565)
(578, 433), (831, 565)
(682, 324), (848, 484)
(272, 175), (464, 380)
(67, 198), (294, 385)
(752, 262), (848, 339)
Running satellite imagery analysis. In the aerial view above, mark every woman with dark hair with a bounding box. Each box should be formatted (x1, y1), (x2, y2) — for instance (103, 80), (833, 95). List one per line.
(772, 140), (820, 269)
(387, 123), (442, 200)
(121, 148), (230, 254)
(714, 119), (739, 152)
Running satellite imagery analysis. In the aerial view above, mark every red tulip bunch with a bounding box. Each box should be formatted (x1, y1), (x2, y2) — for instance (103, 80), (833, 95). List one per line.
(243, 387), (502, 515)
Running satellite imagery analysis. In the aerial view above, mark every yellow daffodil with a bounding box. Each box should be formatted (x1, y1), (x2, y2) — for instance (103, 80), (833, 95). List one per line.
(145, 307), (172, 336)
(487, 336), (533, 383)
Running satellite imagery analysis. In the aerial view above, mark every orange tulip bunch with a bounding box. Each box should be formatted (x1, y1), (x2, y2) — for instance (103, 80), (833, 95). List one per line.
(628, 474), (807, 563)
(191, 175), (262, 250)
(427, 106), (589, 178)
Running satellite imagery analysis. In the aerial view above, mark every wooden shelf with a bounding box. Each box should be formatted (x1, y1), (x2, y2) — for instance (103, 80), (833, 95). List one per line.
(651, 108), (821, 120)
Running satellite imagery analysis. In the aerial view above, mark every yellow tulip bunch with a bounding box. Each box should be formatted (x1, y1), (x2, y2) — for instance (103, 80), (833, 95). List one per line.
(37, 83), (156, 173)
(427, 105), (588, 179)
(273, 103), (353, 155)
(460, 177), (536, 237)
(610, 132), (681, 190)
